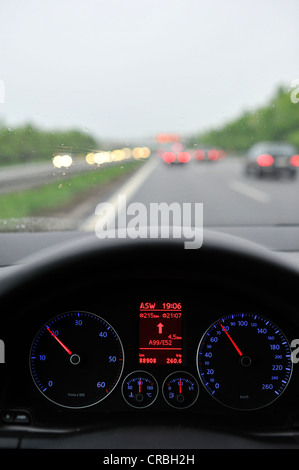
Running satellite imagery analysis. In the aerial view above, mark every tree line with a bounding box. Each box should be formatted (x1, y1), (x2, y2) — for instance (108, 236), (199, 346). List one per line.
(189, 86), (299, 152)
(0, 124), (99, 165)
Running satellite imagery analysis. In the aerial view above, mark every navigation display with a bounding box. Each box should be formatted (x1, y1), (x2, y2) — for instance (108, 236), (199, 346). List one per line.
(139, 301), (183, 365)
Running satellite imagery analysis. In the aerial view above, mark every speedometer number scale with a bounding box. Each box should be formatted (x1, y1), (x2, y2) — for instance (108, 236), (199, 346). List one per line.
(30, 312), (124, 409)
(197, 313), (292, 410)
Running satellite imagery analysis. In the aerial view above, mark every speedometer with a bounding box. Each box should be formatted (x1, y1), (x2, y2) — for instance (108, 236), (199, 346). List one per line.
(29, 311), (124, 409)
(197, 313), (292, 410)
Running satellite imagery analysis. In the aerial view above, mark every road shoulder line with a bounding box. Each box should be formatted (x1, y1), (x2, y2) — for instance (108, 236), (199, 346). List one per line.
(79, 156), (159, 231)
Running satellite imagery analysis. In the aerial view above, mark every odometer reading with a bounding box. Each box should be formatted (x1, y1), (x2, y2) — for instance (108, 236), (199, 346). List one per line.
(30, 311), (124, 408)
(197, 313), (292, 410)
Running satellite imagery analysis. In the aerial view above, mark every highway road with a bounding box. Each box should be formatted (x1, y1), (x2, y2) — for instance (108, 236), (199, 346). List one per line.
(81, 154), (299, 233)
(2, 154), (298, 246)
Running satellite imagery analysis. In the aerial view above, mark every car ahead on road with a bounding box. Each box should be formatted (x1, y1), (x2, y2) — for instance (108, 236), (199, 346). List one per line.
(244, 141), (299, 178)
(193, 147), (226, 163)
(158, 143), (192, 165)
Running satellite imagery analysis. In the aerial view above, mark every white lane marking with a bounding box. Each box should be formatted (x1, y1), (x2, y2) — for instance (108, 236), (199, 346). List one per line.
(228, 179), (271, 204)
(79, 157), (160, 231)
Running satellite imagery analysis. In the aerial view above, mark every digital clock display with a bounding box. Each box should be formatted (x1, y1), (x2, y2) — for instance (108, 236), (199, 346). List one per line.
(139, 301), (183, 365)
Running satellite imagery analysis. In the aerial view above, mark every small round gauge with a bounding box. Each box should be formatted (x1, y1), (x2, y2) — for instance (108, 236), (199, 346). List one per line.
(197, 312), (293, 410)
(29, 311), (124, 409)
(122, 371), (158, 408)
(162, 372), (199, 409)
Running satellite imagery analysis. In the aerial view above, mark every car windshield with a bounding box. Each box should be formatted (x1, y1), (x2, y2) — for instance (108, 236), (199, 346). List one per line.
(0, 0), (299, 243)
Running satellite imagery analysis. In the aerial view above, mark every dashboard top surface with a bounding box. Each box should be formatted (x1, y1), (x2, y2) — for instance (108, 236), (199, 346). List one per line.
(0, 225), (299, 267)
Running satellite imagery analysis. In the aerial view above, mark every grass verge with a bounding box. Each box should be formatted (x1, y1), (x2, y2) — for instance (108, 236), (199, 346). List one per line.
(0, 160), (143, 219)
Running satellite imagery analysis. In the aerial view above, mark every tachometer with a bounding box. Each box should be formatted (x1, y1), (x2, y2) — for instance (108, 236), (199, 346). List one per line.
(29, 311), (124, 408)
(197, 313), (292, 410)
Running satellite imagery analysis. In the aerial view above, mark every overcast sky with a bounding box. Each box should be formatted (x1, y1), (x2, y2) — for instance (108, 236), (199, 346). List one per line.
(0, 0), (298, 142)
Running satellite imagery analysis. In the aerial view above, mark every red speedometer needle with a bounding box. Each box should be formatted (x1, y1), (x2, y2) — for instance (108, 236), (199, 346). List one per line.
(179, 379), (182, 394)
(46, 327), (72, 355)
(138, 380), (142, 393)
(220, 324), (243, 357)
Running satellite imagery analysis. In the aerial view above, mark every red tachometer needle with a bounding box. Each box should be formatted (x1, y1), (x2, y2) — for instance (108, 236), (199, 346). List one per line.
(46, 327), (72, 355)
(179, 379), (182, 394)
(220, 324), (243, 357)
(138, 380), (142, 393)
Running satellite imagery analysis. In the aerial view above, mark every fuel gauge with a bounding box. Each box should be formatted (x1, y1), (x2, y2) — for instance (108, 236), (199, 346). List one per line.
(122, 371), (158, 408)
(162, 372), (199, 409)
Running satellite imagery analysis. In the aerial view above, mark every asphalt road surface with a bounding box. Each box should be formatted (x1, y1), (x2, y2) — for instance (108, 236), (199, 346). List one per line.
(81, 154), (299, 232)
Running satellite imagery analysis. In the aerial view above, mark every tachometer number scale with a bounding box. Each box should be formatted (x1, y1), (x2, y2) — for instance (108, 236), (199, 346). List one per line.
(30, 311), (124, 409)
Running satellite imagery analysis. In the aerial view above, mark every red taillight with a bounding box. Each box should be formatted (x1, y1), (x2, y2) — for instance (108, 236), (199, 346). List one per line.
(256, 154), (274, 167)
(194, 149), (205, 160)
(208, 149), (219, 160)
(177, 151), (191, 163)
(162, 151), (176, 164)
(290, 155), (299, 167)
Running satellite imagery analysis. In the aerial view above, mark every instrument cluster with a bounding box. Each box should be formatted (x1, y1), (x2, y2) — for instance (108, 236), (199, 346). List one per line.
(2, 277), (299, 434)
(28, 303), (293, 412)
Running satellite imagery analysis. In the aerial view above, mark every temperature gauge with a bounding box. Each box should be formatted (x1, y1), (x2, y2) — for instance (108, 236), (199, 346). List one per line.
(122, 371), (158, 409)
(162, 372), (199, 409)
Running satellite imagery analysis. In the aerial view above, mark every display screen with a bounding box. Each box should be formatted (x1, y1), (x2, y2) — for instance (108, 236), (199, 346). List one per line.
(139, 301), (182, 365)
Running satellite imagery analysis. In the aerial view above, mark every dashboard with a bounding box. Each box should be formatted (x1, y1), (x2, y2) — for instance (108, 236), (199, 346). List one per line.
(1, 232), (299, 449)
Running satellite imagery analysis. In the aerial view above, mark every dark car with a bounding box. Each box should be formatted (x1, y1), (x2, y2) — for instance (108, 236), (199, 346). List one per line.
(245, 141), (299, 178)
